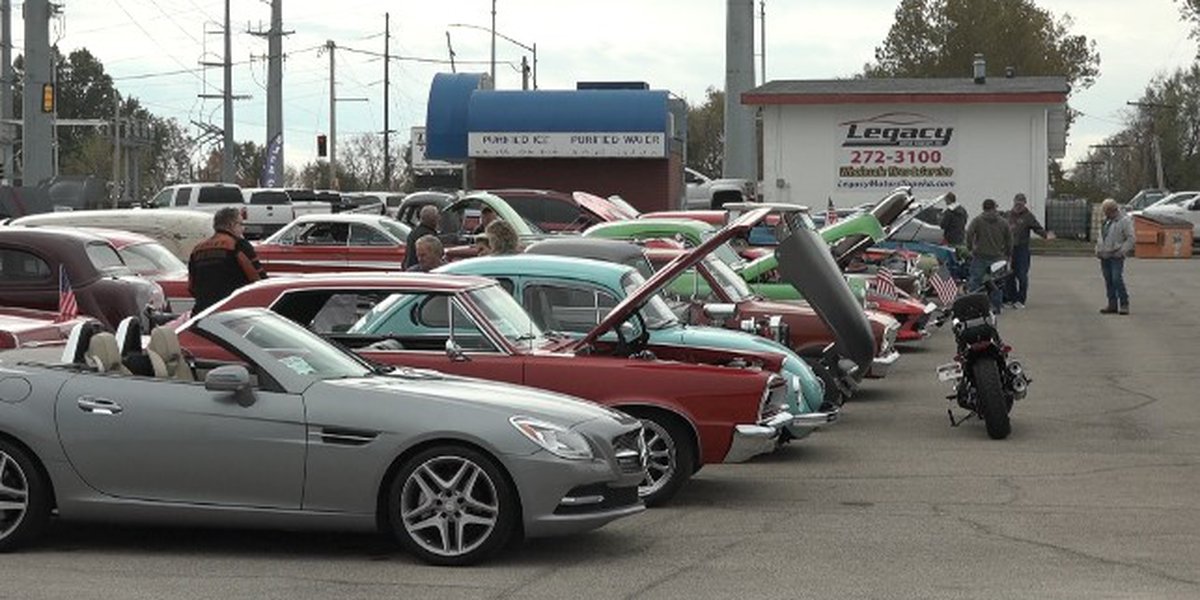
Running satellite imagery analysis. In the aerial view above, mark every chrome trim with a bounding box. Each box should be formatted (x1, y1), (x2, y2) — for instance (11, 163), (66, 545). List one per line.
(559, 495), (605, 506)
(724, 423), (781, 463)
(869, 349), (901, 377)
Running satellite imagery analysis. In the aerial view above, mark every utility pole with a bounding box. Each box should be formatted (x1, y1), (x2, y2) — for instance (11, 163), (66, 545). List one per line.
(445, 31), (457, 72)
(520, 56), (529, 90)
(383, 12), (391, 189)
(759, 0), (766, 84)
(723, 0), (756, 180)
(222, 0), (234, 182)
(249, 0), (289, 187)
(112, 93), (121, 203)
(1, 0), (13, 182)
(490, 0), (496, 88)
(327, 39), (337, 189)
(21, 0), (56, 186)
(1127, 101), (1177, 190)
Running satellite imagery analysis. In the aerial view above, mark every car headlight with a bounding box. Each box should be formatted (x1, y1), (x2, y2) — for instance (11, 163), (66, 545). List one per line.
(509, 416), (594, 460)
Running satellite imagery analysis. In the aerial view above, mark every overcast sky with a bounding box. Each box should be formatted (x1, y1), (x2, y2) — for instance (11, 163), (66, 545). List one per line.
(19, 0), (1198, 173)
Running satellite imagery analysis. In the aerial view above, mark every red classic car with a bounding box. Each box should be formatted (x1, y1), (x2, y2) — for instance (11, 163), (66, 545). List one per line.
(0, 228), (167, 329)
(252, 213), (412, 274)
(0, 307), (88, 350)
(180, 239), (804, 508)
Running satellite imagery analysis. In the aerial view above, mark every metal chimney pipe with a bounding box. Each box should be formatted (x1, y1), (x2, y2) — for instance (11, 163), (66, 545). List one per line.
(973, 53), (986, 84)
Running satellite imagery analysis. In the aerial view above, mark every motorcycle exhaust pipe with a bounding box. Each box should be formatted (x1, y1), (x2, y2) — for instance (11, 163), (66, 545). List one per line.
(1007, 361), (1024, 377)
(1010, 377), (1028, 399)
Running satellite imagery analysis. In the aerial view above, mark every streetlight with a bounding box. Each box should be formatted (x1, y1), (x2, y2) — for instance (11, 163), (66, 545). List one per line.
(448, 21), (537, 90)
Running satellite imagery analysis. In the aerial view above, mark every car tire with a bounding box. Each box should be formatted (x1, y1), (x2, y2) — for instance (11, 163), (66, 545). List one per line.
(625, 410), (695, 507)
(386, 445), (519, 566)
(0, 439), (52, 553)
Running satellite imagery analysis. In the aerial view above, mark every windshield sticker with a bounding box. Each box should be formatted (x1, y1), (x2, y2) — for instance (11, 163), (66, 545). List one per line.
(279, 355), (316, 375)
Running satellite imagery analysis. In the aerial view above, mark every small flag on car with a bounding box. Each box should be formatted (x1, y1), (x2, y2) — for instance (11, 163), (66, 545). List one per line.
(57, 265), (78, 322)
(825, 198), (838, 225)
(872, 266), (897, 298)
(930, 266), (959, 306)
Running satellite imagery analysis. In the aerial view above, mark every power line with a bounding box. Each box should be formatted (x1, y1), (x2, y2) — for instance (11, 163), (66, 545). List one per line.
(112, 0), (205, 84)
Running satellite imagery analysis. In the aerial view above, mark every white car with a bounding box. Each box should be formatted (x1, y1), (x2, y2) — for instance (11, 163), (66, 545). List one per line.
(241, 188), (296, 239)
(1142, 191), (1200, 239)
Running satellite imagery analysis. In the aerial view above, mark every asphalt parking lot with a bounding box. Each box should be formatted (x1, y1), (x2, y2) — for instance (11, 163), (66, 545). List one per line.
(2, 255), (1198, 600)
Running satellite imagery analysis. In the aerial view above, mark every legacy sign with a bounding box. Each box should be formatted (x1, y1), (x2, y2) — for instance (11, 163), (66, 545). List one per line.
(835, 112), (956, 192)
(468, 131), (667, 158)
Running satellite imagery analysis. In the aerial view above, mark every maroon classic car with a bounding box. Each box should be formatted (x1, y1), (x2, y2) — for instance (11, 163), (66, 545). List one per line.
(252, 213), (413, 274)
(0, 307), (88, 349)
(487, 189), (633, 232)
(84, 228), (193, 313)
(0, 228), (167, 329)
(181, 271), (793, 507)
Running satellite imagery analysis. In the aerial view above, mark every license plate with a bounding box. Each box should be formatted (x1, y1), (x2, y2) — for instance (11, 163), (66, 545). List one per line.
(936, 362), (963, 382)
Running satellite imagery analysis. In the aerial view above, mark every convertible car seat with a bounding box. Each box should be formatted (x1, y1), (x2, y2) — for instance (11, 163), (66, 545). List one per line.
(114, 317), (155, 377)
(147, 326), (194, 382)
(84, 333), (132, 375)
(61, 320), (107, 366)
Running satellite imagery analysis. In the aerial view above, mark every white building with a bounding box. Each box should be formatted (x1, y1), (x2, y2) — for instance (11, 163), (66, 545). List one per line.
(742, 76), (1069, 220)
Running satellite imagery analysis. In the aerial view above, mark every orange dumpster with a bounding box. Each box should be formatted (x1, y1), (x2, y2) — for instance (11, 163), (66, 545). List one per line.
(1133, 214), (1193, 258)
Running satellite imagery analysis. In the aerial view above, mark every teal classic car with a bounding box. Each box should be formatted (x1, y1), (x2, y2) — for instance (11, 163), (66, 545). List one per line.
(436, 253), (835, 440)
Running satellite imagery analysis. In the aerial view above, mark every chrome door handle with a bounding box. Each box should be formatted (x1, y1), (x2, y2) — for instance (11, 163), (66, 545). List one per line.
(77, 396), (123, 416)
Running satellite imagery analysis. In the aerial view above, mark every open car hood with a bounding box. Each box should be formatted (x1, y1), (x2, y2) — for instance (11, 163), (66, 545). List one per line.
(775, 214), (876, 371)
(572, 191), (632, 223)
(829, 189), (914, 268)
(573, 208), (772, 350)
(739, 211), (884, 280)
(447, 192), (538, 236)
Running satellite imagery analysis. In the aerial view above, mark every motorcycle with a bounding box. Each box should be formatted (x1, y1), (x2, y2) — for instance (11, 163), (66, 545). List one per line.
(935, 260), (1031, 439)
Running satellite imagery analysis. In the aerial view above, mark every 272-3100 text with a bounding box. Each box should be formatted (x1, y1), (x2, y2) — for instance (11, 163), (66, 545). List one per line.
(849, 150), (943, 165)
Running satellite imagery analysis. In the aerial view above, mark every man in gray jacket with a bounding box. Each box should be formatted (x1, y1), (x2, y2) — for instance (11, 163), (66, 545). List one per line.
(965, 198), (1013, 312)
(1096, 198), (1135, 314)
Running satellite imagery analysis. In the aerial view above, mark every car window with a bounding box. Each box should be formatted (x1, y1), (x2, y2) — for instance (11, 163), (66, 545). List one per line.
(197, 186), (243, 204)
(85, 243), (129, 273)
(295, 222), (349, 246)
(217, 311), (371, 380)
(542, 201), (586, 229)
(348, 224), (394, 246)
(119, 242), (186, 276)
(272, 290), (390, 334)
(523, 283), (616, 333)
(173, 187), (191, 207)
(249, 191), (291, 205)
(150, 189), (173, 208)
(350, 292), (498, 352)
(0, 248), (53, 282)
(504, 196), (543, 225)
(378, 220), (411, 241)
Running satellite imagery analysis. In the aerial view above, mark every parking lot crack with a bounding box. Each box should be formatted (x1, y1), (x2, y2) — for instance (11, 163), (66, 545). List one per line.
(954, 515), (1200, 587)
(622, 537), (749, 599)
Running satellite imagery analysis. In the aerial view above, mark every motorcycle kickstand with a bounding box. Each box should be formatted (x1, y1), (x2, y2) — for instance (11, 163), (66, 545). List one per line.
(947, 409), (974, 427)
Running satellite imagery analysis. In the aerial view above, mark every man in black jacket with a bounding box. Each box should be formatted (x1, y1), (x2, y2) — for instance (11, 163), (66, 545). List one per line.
(188, 207), (267, 313)
(1004, 193), (1053, 308)
(403, 205), (440, 270)
(939, 192), (968, 246)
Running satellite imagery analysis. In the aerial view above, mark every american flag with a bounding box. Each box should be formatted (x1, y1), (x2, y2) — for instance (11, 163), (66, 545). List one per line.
(872, 266), (898, 297)
(56, 265), (78, 322)
(930, 266), (960, 306)
(825, 198), (838, 226)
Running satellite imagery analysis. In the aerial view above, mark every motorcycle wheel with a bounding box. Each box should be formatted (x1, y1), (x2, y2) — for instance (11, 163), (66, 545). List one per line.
(972, 360), (1011, 440)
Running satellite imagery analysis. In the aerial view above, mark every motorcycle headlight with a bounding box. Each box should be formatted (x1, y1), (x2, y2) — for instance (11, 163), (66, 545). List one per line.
(509, 416), (594, 460)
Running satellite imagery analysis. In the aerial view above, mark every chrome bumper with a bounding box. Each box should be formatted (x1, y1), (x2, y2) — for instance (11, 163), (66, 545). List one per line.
(786, 405), (840, 439)
(868, 349), (901, 378)
(724, 411), (794, 463)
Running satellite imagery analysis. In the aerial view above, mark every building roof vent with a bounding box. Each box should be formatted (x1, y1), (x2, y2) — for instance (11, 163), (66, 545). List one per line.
(973, 54), (986, 84)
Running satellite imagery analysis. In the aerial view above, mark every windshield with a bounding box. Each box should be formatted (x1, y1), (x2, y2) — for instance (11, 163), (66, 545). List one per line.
(699, 229), (748, 269)
(119, 242), (187, 276)
(702, 254), (754, 302)
(1159, 192), (1198, 207)
(85, 243), (134, 275)
(378, 219), (411, 241)
(466, 284), (547, 347)
(218, 311), (372, 379)
(620, 271), (678, 329)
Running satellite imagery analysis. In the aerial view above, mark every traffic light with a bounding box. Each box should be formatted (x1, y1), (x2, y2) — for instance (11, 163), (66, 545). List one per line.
(41, 84), (54, 113)
(317, 134), (327, 157)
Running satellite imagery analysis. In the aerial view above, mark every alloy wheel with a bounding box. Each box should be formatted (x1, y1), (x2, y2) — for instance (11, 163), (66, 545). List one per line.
(0, 450), (30, 542)
(638, 419), (676, 499)
(399, 455), (500, 558)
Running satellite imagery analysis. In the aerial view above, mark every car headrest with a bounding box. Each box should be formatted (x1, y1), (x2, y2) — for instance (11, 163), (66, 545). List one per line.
(115, 316), (144, 356)
(61, 320), (107, 365)
(148, 327), (183, 363)
(84, 333), (126, 373)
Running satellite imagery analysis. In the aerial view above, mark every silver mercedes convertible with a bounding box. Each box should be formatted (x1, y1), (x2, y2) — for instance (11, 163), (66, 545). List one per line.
(0, 308), (646, 565)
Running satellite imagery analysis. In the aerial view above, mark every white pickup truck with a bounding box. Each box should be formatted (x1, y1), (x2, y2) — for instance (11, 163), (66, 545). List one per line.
(147, 183), (295, 239)
(684, 167), (757, 210)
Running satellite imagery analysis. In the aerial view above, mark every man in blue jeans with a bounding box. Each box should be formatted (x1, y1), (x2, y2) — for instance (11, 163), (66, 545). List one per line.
(965, 199), (1012, 313)
(1004, 193), (1054, 309)
(1095, 198), (1135, 314)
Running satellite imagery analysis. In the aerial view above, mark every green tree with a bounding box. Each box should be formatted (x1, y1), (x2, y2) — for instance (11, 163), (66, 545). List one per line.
(196, 141), (265, 187)
(297, 160), (357, 190)
(1181, 0), (1200, 52)
(686, 87), (724, 177)
(864, 0), (1100, 94)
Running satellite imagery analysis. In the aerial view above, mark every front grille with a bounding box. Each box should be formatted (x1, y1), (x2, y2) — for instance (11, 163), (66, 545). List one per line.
(555, 483), (640, 515)
(612, 429), (646, 474)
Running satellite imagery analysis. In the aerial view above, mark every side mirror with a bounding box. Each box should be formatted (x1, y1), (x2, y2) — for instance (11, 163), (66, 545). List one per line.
(703, 303), (737, 322)
(445, 339), (470, 362)
(205, 365), (251, 392)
